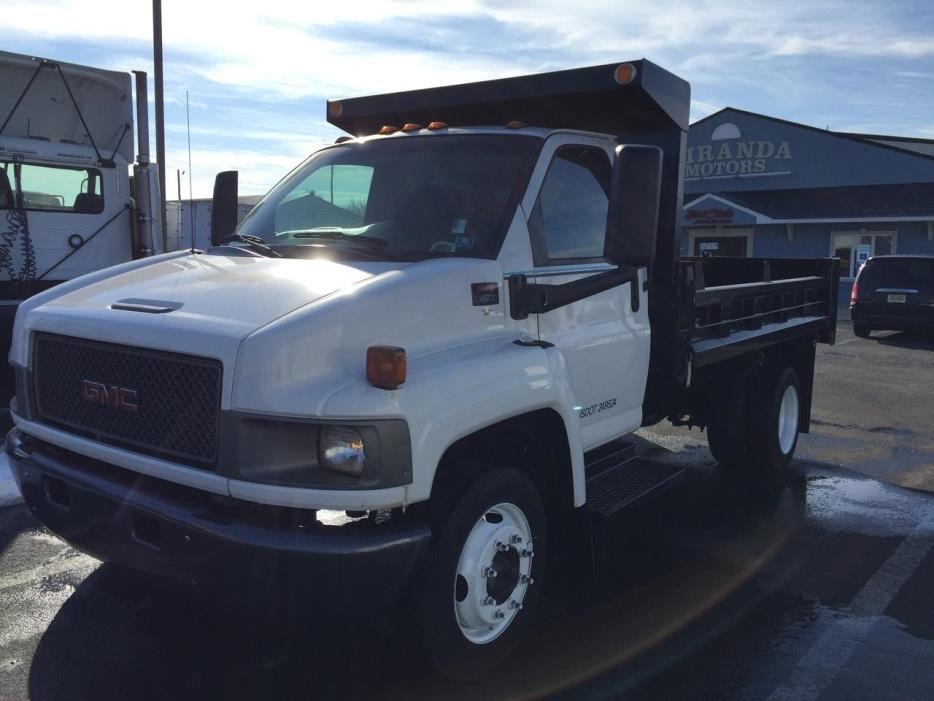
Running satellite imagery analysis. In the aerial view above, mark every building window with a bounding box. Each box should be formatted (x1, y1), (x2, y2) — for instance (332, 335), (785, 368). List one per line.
(529, 146), (611, 264)
(831, 231), (896, 278)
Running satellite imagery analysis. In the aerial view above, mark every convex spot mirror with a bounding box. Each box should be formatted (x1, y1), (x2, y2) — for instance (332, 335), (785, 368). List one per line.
(604, 144), (662, 269)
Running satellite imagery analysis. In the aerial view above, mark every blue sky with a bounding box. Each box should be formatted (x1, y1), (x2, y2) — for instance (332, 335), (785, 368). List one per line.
(3, 0), (933, 197)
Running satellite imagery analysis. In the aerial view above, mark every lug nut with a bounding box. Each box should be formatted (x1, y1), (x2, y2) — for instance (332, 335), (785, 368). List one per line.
(519, 574), (534, 585)
(482, 566), (497, 578)
(481, 595), (495, 606)
(495, 541), (509, 552)
(508, 599), (522, 610)
(493, 609), (505, 619)
(521, 548), (534, 558)
(510, 534), (523, 544)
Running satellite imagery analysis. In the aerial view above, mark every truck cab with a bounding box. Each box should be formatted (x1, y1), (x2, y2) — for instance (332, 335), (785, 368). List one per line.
(0, 50), (162, 431)
(6, 60), (838, 677)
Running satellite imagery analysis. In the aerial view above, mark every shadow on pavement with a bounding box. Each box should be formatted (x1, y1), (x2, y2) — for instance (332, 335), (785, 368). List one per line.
(0, 504), (38, 557)
(874, 330), (934, 351)
(27, 467), (812, 700)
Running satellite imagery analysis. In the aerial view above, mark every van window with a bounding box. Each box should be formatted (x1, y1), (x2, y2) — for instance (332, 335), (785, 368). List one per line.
(0, 161), (104, 214)
(860, 258), (934, 293)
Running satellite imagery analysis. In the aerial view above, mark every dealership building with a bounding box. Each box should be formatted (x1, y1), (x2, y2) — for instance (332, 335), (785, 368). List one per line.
(681, 108), (934, 304)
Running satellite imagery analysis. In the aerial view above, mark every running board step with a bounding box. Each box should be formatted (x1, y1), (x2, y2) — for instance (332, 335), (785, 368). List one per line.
(584, 439), (636, 479)
(585, 458), (684, 518)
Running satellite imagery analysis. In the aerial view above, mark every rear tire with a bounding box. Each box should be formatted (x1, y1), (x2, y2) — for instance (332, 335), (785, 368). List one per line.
(707, 409), (747, 471)
(745, 366), (801, 473)
(853, 324), (871, 338)
(416, 466), (547, 679)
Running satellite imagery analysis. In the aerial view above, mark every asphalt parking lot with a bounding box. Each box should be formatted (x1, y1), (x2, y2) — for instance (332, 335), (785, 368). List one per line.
(1, 323), (933, 700)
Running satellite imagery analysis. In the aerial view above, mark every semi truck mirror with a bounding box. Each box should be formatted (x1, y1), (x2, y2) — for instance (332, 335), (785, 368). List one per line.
(604, 145), (662, 269)
(210, 170), (239, 246)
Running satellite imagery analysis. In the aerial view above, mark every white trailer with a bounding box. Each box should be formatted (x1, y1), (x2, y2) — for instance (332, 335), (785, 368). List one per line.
(0, 51), (162, 428)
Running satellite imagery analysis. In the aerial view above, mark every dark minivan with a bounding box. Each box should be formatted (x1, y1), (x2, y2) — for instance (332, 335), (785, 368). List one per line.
(850, 255), (934, 337)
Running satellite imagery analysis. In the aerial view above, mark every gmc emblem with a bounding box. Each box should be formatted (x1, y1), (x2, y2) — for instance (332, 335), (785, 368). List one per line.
(80, 380), (138, 412)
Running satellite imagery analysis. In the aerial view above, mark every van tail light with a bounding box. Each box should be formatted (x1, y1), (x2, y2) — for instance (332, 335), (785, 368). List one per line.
(850, 281), (859, 305)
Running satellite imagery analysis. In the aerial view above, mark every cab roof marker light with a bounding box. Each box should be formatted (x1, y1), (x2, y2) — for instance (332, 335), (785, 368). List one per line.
(401, 123), (424, 133)
(378, 125), (400, 135)
(614, 63), (637, 85)
(427, 121), (448, 130)
(328, 101), (343, 118)
(505, 120), (527, 129)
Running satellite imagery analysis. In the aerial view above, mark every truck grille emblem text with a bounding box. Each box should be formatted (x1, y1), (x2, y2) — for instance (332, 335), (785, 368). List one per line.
(80, 380), (138, 412)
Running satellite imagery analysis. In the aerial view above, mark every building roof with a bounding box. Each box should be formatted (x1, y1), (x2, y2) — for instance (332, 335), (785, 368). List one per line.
(692, 107), (934, 165)
(686, 182), (934, 221)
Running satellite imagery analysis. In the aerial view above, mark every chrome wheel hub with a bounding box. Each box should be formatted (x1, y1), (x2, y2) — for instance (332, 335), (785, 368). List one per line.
(453, 502), (533, 644)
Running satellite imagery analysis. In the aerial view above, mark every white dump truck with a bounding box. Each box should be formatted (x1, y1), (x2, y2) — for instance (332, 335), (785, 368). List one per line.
(7, 60), (838, 677)
(0, 50), (162, 431)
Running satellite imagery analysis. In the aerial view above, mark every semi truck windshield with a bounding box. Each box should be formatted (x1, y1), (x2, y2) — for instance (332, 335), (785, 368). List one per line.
(237, 134), (541, 260)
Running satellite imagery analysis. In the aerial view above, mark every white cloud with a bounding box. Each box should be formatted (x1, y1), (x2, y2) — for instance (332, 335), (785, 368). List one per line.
(4, 0), (933, 196)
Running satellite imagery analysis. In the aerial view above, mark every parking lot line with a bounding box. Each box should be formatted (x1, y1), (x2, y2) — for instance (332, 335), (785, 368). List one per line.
(767, 514), (934, 701)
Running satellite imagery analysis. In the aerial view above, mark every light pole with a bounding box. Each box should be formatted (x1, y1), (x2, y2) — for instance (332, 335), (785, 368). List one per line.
(153, 0), (167, 249)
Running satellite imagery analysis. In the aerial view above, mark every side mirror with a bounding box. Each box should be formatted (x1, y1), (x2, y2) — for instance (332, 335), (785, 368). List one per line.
(604, 145), (662, 269)
(210, 170), (239, 246)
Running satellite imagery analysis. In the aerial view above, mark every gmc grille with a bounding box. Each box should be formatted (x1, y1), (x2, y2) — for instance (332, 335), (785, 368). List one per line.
(33, 333), (222, 468)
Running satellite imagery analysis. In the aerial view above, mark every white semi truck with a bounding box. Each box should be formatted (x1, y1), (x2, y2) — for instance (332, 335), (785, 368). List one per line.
(0, 50), (162, 431)
(6, 61), (838, 677)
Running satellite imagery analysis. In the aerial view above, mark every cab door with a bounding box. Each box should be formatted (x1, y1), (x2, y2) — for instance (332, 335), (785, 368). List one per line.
(523, 135), (650, 449)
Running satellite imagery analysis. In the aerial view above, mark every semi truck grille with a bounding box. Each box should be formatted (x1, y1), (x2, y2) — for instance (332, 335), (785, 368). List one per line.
(32, 333), (222, 468)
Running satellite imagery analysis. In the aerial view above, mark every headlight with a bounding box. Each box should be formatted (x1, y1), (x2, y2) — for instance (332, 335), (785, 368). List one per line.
(319, 427), (366, 477)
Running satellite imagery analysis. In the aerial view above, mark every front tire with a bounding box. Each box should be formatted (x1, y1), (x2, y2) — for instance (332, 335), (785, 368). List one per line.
(416, 467), (547, 679)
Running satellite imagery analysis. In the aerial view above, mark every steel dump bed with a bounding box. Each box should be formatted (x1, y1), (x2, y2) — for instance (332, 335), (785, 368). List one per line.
(677, 257), (840, 368)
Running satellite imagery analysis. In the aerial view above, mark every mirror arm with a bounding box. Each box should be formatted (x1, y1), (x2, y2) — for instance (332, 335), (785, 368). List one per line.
(508, 265), (640, 320)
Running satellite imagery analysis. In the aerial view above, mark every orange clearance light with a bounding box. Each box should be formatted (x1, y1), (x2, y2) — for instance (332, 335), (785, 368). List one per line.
(427, 121), (448, 130)
(505, 120), (527, 129)
(378, 125), (400, 135)
(366, 346), (407, 390)
(401, 123), (424, 133)
(614, 63), (637, 85)
(328, 101), (344, 118)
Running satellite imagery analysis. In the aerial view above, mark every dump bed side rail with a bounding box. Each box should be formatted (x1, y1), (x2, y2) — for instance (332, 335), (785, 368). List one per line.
(679, 257), (839, 369)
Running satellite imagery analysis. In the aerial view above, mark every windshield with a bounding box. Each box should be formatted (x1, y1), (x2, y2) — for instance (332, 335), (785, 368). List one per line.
(237, 134), (541, 260)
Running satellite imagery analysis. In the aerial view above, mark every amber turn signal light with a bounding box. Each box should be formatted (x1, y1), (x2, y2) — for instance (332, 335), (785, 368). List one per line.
(614, 63), (637, 85)
(427, 121), (448, 130)
(378, 125), (400, 135)
(366, 346), (406, 390)
(401, 123), (424, 133)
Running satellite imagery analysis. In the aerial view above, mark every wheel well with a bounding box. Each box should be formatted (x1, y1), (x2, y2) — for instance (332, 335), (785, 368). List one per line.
(429, 410), (574, 517)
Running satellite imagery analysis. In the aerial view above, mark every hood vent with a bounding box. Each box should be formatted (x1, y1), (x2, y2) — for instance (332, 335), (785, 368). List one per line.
(111, 298), (182, 314)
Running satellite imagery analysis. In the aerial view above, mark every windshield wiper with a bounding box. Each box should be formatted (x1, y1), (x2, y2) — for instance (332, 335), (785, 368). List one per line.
(221, 233), (282, 258)
(279, 228), (389, 248)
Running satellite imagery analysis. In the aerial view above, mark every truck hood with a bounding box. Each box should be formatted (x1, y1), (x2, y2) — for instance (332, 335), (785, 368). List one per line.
(19, 252), (512, 416)
(19, 253), (404, 363)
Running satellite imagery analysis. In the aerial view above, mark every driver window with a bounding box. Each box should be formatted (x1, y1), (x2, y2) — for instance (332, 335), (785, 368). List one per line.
(275, 165), (373, 233)
(529, 146), (611, 264)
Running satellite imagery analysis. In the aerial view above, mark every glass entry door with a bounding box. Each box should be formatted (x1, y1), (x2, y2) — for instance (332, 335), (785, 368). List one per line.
(690, 229), (751, 257)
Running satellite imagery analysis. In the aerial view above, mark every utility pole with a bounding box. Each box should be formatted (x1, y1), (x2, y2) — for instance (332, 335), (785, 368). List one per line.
(153, 0), (167, 249)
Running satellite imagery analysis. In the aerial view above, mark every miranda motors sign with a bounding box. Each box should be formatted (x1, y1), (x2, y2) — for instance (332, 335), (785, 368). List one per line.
(685, 140), (793, 179)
